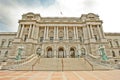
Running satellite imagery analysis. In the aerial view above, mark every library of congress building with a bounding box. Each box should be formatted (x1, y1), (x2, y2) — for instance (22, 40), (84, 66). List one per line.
(0, 12), (120, 70)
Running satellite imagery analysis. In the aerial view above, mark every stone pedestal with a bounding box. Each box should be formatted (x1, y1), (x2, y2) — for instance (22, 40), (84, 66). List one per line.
(90, 38), (96, 42)
(101, 38), (107, 42)
(13, 38), (22, 42)
(26, 39), (33, 42)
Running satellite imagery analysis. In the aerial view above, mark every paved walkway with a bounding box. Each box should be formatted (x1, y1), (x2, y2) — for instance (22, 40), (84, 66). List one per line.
(0, 70), (120, 80)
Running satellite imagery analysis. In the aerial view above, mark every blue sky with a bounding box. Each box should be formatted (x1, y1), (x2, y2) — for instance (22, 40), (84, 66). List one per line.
(0, 0), (120, 32)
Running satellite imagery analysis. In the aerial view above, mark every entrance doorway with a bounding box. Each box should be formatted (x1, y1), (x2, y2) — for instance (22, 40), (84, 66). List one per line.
(47, 47), (53, 58)
(70, 48), (75, 58)
(58, 47), (64, 58)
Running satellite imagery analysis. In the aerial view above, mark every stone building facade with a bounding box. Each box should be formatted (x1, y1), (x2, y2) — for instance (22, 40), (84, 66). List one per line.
(0, 12), (120, 64)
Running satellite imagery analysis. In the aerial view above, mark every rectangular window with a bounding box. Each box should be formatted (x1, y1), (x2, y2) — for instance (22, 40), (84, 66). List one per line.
(24, 35), (28, 41)
(109, 41), (113, 47)
(79, 37), (82, 42)
(7, 41), (12, 47)
(59, 37), (63, 41)
(115, 41), (119, 47)
(69, 37), (72, 40)
(1, 40), (5, 47)
(94, 35), (97, 41)
(50, 37), (53, 42)
(40, 37), (43, 42)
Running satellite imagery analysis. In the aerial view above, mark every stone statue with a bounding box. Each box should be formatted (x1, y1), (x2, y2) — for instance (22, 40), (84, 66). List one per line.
(36, 48), (41, 56)
(98, 45), (108, 61)
(16, 48), (22, 60)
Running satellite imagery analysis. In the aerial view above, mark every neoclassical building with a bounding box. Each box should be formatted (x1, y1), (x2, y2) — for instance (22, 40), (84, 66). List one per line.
(0, 12), (120, 70)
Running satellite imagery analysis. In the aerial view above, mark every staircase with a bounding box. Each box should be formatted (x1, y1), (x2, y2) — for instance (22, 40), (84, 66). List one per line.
(1, 53), (114, 71)
(2, 54), (37, 70)
(33, 58), (62, 71)
(63, 58), (92, 71)
(32, 58), (92, 71)
(85, 54), (114, 70)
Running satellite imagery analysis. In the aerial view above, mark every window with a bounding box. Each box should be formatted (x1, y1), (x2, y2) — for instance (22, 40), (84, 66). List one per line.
(40, 37), (43, 42)
(115, 41), (119, 47)
(109, 41), (113, 47)
(59, 37), (63, 41)
(94, 35), (97, 41)
(79, 37), (82, 42)
(112, 51), (115, 57)
(69, 37), (72, 40)
(4, 51), (8, 57)
(1, 40), (5, 47)
(50, 37), (53, 42)
(119, 51), (120, 56)
(7, 41), (12, 47)
(24, 35), (28, 41)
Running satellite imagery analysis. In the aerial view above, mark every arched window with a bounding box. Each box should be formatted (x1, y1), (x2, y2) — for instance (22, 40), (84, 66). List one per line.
(119, 51), (120, 56)
(47, 47), (53, 58)
(4, 51), (8, 57)
(24, 35), (28, 41)
(115, 40), (119, 47)
(1, 40), (5, 47)
(94, 35), (97, 41)
(7, 40), (12, 47)
(109, 41), (113, 47)
(70, 48), (75, 58)
(112, 51), (115, 57)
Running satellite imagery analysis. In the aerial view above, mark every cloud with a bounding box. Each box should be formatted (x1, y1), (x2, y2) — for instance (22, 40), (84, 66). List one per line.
(0, 0), (120, 32)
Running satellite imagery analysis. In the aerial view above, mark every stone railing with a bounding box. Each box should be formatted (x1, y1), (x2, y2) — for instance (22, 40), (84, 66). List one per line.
(2, 54), (37, 70)
(86, 53), (113, 68)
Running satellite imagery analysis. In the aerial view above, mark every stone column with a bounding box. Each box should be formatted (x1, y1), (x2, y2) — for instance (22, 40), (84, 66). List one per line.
(90, 25), (94, 38)
(73, 26), (76, 40)
(87, 25), (91, 39)
(16, 24), (22, 38)
(66, 26), (68, 40)
(77, 44), (81, 57)
(64, 26), (66, 40)
(31, 25), (35, 39)
(56, 26), (58, 40)
(54, 45), (57, 58)
(28, 24), (32, 38)
(46, 26), (49, 40)
(97, 25), (102, 39)
(20, 24), (24, 38)
(100, 25), (105, 38)
(44, 26), (46, 40)
(54, 26), (56, 40)
(75, 26), (78, 40)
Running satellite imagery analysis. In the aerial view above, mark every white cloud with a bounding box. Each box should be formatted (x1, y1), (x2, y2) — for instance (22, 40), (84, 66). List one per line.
(0, 0), (120, 32)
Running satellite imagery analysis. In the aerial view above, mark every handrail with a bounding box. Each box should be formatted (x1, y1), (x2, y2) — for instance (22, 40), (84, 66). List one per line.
(84, 57), (94, 71)
(32, 56), (41, 70)
(5, 54), (37, 69)
(14, 54), (36, 64)
(61, 58), (63, 71)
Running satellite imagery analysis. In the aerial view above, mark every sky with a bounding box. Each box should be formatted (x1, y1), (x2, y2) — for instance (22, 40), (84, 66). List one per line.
(0, 0), (120, 32)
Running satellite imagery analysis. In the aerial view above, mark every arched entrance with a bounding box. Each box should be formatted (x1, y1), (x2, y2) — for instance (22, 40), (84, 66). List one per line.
(47, 47), (53, 58)
(70, 47), (75, 58)
(58, 47), (65, 58)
